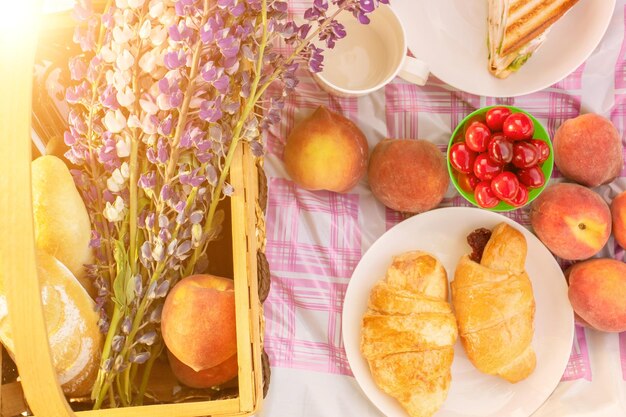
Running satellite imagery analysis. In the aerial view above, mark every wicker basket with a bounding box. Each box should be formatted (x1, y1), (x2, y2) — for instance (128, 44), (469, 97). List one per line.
(0, 3), (268, 417)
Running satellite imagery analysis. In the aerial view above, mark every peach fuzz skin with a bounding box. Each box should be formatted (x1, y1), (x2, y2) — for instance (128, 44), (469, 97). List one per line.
(167, 349), (238, 389)
(611, 191), (626, 249)
(368, 139), (449, 213)
(553, 113), (623, 187)
(529, 183), (610, 260)
(566, 259), (626, 332)
(161, 274), (237, 372)
(283, 106), (368, 193)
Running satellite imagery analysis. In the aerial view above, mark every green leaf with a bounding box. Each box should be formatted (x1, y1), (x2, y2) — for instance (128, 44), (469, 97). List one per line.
(112, 240), (132, 309)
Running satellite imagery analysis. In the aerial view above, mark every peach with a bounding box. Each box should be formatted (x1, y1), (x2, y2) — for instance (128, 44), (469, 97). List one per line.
(368, 139), (449, 213)
(566, 258), (626, 332)
(553, 113), (623, 187)
(161, 274), (236, 371)
(611, 191), (626, 248)
(283, 106), (368, 193)
(529, 183), (610, 260)
(167, 349), (238, 389)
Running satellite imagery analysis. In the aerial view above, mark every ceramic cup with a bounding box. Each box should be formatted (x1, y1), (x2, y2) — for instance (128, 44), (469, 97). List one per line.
(313, 5), (429, 97)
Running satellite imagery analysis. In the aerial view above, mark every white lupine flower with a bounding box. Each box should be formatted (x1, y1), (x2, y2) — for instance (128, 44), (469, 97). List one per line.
(141, 114), (158, 135)
(116, 135), (131, 157)
(120, 162), (130, 179)
(113, 25), (133, 44)
(116, 49), (134, 71)
(150, 26), (168, 46)
(156, 94), (172, 111)
(127, 115), (141, 129)
(149, 0), (164, 19)
(103, 196), (126, 222)
(115, 0), (128, 9)
(139, 19), (152, 39)
(116, 86), (135, 107)
(140, 96), (158, 115)
(139, 50), (157, 73)
(104, 109), (126, 133)
(128, 0), (145, 9)
(112, 69), (131, 91)
(107, 167), (126, 192)
(101, 45), (117, 64)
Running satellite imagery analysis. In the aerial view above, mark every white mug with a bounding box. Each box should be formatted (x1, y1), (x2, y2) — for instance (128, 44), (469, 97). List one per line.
(313, 5), (429, 97)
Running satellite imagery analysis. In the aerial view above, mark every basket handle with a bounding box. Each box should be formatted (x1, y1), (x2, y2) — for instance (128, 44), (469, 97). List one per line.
(0, 3), (78, 417)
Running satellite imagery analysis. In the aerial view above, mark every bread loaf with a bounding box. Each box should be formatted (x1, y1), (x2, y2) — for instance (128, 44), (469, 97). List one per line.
(31, 155), (94, 297)
(0, 250), (103, 397)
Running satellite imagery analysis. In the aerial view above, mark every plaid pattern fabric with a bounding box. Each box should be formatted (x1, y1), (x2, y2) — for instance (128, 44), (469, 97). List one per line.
(263, 0), (626, 385)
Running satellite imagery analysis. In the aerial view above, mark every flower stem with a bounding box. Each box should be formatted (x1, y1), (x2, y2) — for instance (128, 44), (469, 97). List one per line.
(92, 304), (122, 408)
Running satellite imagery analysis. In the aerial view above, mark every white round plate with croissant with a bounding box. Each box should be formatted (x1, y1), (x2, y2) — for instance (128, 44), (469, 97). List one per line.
(343, 207), (574, 417)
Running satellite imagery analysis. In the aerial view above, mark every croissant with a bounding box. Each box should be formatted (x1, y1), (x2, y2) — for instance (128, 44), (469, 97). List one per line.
(451, 222), (536, 383)
(361, 251), (458, 417)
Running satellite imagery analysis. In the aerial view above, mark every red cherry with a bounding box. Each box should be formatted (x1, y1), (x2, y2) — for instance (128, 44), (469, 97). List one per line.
(474, 181), (499, 208)
(517, 165), (546, 189)
(463, 114), (487, 136)
(485, 107), (512, 131)
(490, 172), (519, 200)
(474, 153), (503, 181)
(449, 142), (477, 174)
(530, 139), (550, 163)
(457, 172), (481, 193)
(487, 133), (513, 164)
(512, 141), (540, 168)
(465, 122), (491, 152)
(504, 184), (529, 207)
(503, 113), (534, 140)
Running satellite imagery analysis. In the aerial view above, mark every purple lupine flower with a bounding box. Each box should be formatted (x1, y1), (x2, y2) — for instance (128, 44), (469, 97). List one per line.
(199, 97), (223, 123)
(217, 35), (240, 58)
(164, 50), (187, 70)
(69, 56), (87, 80)
(175, 0), (199, 16)
(169, 21), (193, 42)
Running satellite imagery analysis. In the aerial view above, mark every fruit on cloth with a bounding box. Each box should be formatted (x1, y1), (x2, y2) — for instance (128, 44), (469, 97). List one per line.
(0, 250), (102, 397)
(449, 107), (550, 208)
(368, 139), (449, 213)
(283, 106), (368, 193)
(161, 274), (237, 372)
(530, 183), (611, 260)
(31, 155), (94, 297)
(567, 258), (626, 332)
(611, 191), (626, 248)
(553, 113), (623, 187)
(167, 349), (237, 389)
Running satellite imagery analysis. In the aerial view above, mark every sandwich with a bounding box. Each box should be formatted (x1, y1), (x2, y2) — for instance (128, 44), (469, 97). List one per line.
(488, 0), (580, 79)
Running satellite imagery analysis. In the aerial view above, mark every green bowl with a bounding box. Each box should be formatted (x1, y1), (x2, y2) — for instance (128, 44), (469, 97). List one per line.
(447, 105), (554, 212)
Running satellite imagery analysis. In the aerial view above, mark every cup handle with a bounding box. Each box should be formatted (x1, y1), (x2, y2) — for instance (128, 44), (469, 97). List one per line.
(398, 56), (429, 86)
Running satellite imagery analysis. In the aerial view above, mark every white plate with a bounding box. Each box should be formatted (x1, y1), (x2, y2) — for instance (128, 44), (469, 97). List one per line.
(392, 0), (615, 97)
(342, 207), (574, 417)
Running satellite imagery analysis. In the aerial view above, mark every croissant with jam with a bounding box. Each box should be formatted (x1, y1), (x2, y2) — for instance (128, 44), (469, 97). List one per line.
(451, 222), (536, 383)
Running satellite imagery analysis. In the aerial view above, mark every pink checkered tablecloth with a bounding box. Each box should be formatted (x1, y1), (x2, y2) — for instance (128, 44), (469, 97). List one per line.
(259, 1), (626, 416)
